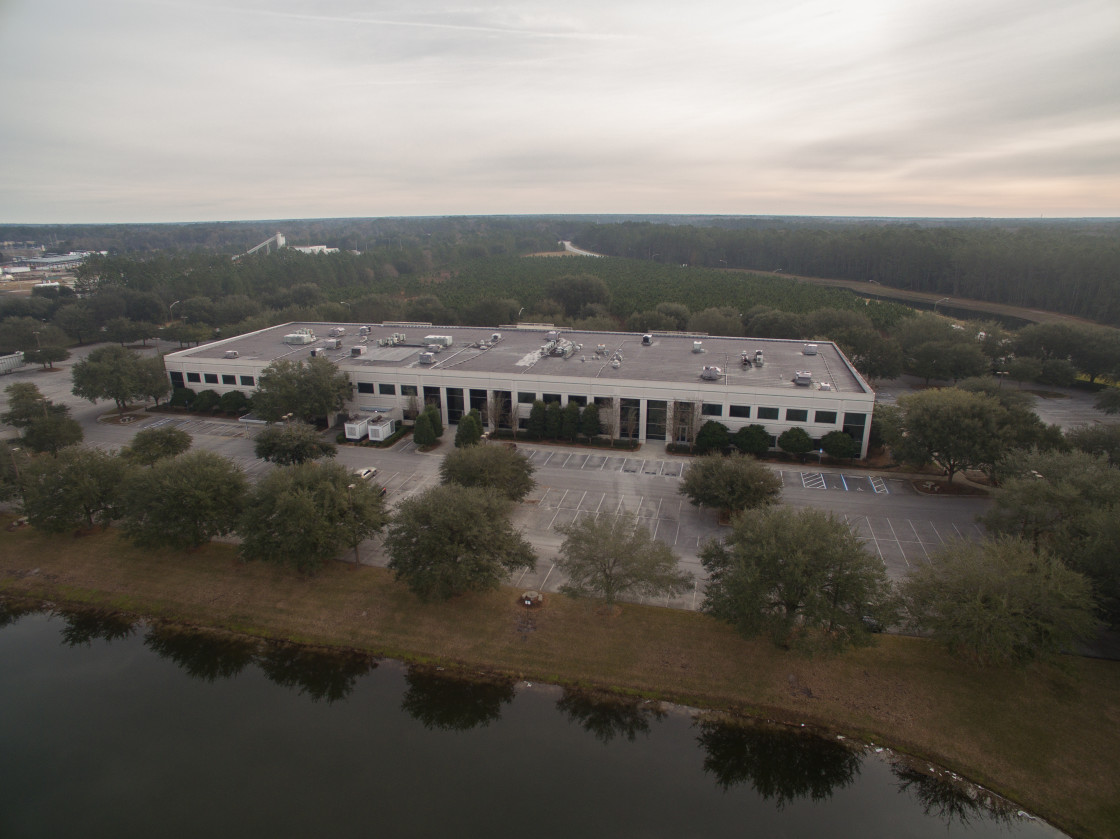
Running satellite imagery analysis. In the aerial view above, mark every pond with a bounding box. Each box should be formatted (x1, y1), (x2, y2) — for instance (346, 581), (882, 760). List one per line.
(0, 606), (1066, 838)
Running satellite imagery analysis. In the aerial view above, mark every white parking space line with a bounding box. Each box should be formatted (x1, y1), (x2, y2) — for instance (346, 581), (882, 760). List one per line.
(870, 476), (889, 494)
(885, 519), (909, 566)
(547, 490), (569, 528)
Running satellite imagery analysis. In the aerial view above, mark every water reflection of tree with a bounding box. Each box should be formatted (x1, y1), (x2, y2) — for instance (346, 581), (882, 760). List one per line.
(257, 645), (376, 703)
(57, 608), (137, 647)
(400, 666), (516, 731)
(697, 720), (861, 807)
(144, 625), (257, 682)
(556, 688), (666, 744)
(892, 763), (1017, 828)
(0, 600), (40, 629)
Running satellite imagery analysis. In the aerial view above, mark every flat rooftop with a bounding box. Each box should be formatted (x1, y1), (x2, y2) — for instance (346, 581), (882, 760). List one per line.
(176, 322), (872, 395)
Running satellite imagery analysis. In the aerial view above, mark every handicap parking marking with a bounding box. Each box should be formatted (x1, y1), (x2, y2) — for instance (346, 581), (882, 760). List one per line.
(844, 474), (872, 492)
(823, 473), (848, 491)
(870, 476), (889, 494)
(801, 472), (827, 489)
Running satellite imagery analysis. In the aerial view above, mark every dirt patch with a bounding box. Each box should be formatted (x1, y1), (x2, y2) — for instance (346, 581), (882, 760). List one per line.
(911, 479), (988, 496)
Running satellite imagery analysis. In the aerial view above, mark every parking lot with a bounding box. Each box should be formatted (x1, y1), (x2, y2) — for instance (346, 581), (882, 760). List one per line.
(15, 386), (993, 613)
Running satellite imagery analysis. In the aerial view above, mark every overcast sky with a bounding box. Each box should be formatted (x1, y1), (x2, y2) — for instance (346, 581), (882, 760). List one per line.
(1, 0), (1118, 223)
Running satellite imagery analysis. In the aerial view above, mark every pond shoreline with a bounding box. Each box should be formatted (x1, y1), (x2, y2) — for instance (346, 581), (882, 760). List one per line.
(2, 525), (1117, 838)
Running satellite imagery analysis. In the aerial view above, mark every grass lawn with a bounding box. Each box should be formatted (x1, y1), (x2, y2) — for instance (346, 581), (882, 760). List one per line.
(3, 521), (1118, 839)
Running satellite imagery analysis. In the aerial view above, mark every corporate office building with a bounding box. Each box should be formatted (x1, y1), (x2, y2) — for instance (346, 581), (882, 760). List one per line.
(162, 321), (877, 457)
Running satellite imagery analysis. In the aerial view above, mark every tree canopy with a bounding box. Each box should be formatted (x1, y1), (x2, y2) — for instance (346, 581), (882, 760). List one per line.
(122, 425), (193, 465)
(252, 356), (353, 423)
(239, 461), (386, 572)
(901, 537), (1097, 665)
(701, 506), (896, 649)
(71, 345), (161, 415)
(19, 447), (125, 532)
(3, 382), (83, 455)
(438, 443), (536, 502)
(119, 450), (247, 550)
(983, 448), (1120, 626)
(679, 452), (782, 515)
(253, 420), (336, 465)
(884, 388), (1006, 482)
(454, 409), (483, 448)
(385, 484), (536, 601)
(555, 514), (691, 607)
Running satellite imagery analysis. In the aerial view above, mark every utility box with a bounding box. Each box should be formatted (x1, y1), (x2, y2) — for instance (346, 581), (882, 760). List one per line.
(792, 370), (813, 386)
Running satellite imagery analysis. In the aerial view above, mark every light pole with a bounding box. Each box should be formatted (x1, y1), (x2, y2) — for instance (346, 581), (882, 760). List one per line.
(169, 300), (181, 320)
(934, 297), (950, 314)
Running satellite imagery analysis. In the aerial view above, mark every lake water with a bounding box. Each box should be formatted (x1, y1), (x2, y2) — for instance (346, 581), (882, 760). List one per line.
(0, 607), (1066, 839)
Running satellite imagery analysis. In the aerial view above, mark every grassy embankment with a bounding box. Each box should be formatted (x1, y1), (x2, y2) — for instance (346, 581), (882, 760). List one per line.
(2, 521), (1118, 839)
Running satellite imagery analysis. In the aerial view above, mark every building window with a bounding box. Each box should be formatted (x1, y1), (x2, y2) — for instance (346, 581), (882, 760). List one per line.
(358, 382), (375, 394)
(401, 385), (418, 397)
(620, 398), (641, 439)
(815, 410), (837, 424)
(203, 373), (218, 384)
(378, 383), (396, 395)
(169, 371), (184, 388)
(239, 375), (254, 387)
(645, 400), (667, 441)
(222, 374), (236, 385)
(568, 395), (587, 407)
(543, 393), (561, 404)
(701, 403), (723, 417)
(729, 405), (750, 418)
(469, 388), (488, 413)
(187, 372), (201, 383)
(445, 388), (464, 424)
(786, 408), (808, 422)
(843, 412), (867, 442)
(423, 386), (441, 412)
(518, 392), (536, 405)
(757, 407), (779, 420)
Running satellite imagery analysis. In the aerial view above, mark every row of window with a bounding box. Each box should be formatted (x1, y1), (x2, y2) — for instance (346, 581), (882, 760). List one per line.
(354, 383), (852, 429)
(174, 371), (256, 388)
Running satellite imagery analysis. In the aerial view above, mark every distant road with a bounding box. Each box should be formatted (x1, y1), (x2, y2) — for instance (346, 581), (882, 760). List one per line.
(722, 268), (1107, 328)
(560, 241), (604, 258)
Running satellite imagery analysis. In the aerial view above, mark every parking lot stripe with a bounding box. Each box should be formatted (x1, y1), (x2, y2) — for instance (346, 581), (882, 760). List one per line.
(886, 519), (909, 566)
(547, 491), (569, 528)
(841, 474), (849, 491)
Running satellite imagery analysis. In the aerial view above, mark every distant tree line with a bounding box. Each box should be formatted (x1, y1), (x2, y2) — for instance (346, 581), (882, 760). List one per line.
(572, 220), (1120, 326)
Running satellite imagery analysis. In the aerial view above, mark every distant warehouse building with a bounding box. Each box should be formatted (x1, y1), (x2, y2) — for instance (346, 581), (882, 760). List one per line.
(162, 322), (876, 457)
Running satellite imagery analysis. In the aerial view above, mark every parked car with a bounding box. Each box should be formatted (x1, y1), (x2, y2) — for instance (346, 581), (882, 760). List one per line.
(354, 467), (378, 481)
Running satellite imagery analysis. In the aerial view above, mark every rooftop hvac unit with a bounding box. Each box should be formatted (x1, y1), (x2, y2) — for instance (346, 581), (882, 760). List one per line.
(283, 330), (316, 345)
(818, 382), (833, 391)
(423, 335), (453, 347)
(610, 358), (621, 369)
(351, 346), (366, 357)
(754, 350), (765, 366)
(223, 350), (239, 359)
(329, 327), (346, 338)
(546, 331), (559, 342)
(740, 352), (752, 365)
(309, 348), (325, 357)
(418, 352), (435, 365)
(792, 370), (813, 386)
(692, 341), (704, 353)
(642, 334), (653, 345)
(325, 338), (342, 349)
(358, 326), (370, 336)
(803, 343), (818, 355)
(491, 332), (501, 342)
(700, 365), (723, 380)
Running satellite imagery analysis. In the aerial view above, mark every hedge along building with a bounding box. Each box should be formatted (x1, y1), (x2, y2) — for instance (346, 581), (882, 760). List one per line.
(161, 322), (876, 457)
